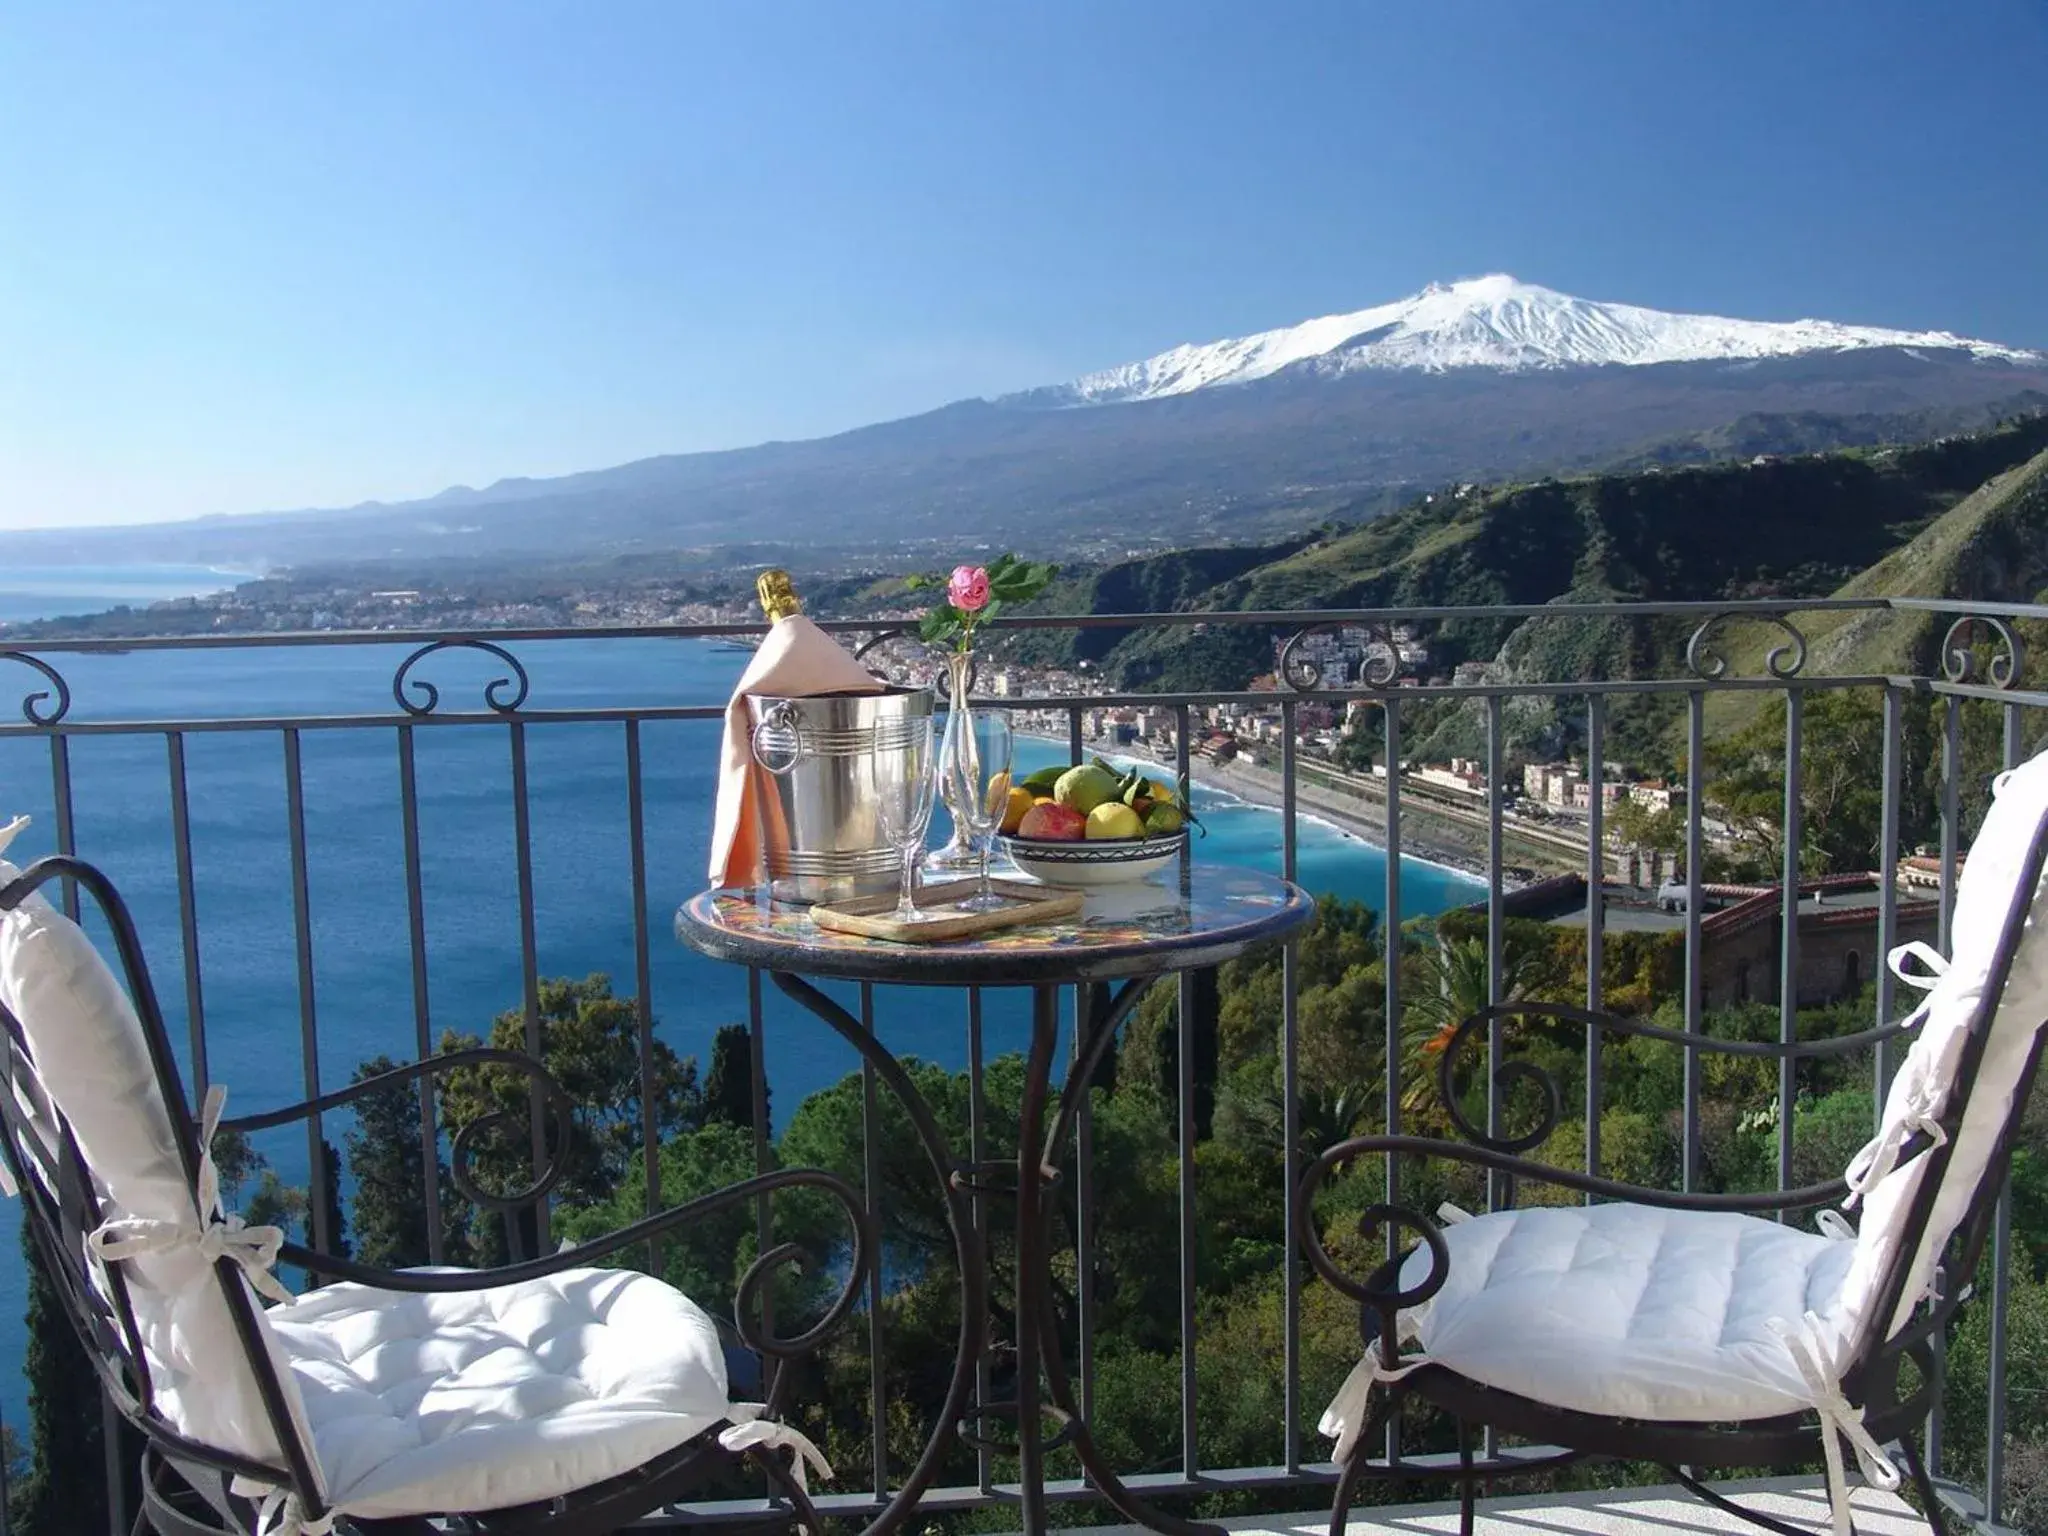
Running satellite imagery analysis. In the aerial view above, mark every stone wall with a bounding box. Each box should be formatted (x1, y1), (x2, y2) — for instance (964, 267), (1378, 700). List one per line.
(1699, 897), (1941, 1010)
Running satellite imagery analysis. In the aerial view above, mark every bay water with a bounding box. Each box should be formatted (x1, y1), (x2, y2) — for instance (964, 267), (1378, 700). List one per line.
(0, 563), (240, 624)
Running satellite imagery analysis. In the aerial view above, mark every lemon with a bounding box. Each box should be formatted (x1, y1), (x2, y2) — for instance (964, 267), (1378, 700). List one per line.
(1085, 802), (1144, 840)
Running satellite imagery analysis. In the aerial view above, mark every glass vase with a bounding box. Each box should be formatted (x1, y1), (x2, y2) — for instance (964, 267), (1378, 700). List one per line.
(929, 651), (980, 871)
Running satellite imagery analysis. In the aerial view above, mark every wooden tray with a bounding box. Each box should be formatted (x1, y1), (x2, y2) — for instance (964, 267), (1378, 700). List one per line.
(810, 878), (1083, 943)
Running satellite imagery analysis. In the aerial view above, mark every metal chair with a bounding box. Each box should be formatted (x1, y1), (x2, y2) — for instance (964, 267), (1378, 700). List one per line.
(0, 851), (871, 1536)
(1298, 758), (2048, 1536)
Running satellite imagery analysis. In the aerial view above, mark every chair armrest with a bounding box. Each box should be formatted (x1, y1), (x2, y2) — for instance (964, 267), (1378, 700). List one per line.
(1431, 1001), (1919, 1154)
(218, 1048), (575, 1212)
(276, 1165), (873, 1362)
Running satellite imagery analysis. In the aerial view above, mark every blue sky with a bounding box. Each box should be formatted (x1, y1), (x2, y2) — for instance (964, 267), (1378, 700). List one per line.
(4, 1), (2045, 530)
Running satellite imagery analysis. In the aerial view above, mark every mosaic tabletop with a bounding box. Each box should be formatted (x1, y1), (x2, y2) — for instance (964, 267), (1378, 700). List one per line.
(676, 862), (1315, 985)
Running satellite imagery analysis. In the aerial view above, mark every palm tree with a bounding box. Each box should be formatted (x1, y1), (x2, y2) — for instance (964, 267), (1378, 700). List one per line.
(1238, 1080), (1378, 1167)
(1398, 932), (1553, 1125)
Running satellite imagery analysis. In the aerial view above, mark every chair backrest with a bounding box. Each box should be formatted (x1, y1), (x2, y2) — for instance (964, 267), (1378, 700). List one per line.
(0, 835), (323, 1503)
(1836, 749), (2048, 1362)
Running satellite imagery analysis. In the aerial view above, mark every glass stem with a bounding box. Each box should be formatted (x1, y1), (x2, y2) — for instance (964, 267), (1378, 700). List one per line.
(897, 844), (919, 920)
(977, 839), (993, 904)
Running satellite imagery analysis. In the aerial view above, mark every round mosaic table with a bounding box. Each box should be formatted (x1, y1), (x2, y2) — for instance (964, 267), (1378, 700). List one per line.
(677, 864), (1314, 1536)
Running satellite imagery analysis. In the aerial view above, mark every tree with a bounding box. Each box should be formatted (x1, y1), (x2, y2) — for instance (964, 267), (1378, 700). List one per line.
(244, 1170), (307, 1241)
(1706, 689), (1938, 875)
(13, 1221), (107, 1536)
(1, 1420), (27, 1518)
(1607, 796), (1684, 866)
(1401, 926), (1566, 1127)
(210, 1125), (265, 1210)
(212, 1124), (338, 1281)
(439, 974), (703, 1261)
(553, 1121), (843, 1324)
(703, 1023), (760, 1131)
(346, 1054), (463, 1270)
(313, 1139), (348, 1262)
(1332, 725), (1375, 775)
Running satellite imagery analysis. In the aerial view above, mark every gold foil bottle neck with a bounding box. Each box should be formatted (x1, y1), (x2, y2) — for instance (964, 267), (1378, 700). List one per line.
(757, 569), (802, 624)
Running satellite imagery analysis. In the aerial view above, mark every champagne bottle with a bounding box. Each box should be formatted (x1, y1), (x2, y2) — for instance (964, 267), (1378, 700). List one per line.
(757, 568), (802, 625)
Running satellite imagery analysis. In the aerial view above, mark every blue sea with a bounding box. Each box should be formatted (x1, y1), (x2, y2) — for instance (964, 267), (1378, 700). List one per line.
(0, 563), (241, 624)
(0, 585), (1481, 1431)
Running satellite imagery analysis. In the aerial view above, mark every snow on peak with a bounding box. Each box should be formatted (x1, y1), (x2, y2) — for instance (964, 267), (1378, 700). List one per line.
(1048, 275), (2039, 404)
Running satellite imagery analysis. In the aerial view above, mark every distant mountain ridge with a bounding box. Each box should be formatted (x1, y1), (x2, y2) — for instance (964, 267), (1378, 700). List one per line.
(5, 279), (2045, 569)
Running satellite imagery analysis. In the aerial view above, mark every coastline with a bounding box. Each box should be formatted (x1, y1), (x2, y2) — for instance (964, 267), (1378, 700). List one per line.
(1191, 754), (1493, 884)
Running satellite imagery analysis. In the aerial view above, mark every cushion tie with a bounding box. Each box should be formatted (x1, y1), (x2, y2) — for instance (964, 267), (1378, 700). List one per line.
(1767, 1314), (1900, 1536)
(86, 1084), (295, 1306)
(1841, 1099), (1947, 1211)
(721, 1408), (835, 1492)
(1317, 1347), (1432, 1465)
(1885, 940), (1948, 991)
(234, 1484), (335, 1536)
(1813, 1209), (1857, 1242)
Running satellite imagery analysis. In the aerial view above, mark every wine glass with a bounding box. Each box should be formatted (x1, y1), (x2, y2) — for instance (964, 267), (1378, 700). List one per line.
(943, 709), (1015, 913)
(873, 715), (939, 923)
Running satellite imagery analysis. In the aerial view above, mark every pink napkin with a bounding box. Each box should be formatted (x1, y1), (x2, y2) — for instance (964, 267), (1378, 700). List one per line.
(708, 616), (882, 888)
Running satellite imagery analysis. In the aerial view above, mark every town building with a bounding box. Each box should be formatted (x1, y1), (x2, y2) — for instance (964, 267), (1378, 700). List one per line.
(1489, 872), (1941, 1009)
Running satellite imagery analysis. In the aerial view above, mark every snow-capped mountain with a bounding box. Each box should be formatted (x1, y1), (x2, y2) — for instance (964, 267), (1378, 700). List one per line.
(1049, 274), (2041, 405)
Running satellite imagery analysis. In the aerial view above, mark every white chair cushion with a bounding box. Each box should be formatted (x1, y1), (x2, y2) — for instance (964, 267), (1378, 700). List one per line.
(1394, 1203), (1855, 1421)
(0, 841), (317, 1484)
(267, 1266), (734, 1520)
(1838, 748), (2048, 1339)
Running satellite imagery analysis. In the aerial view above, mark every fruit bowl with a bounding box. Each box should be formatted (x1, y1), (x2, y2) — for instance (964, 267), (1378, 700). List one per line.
(1000, 828), (1188, 888)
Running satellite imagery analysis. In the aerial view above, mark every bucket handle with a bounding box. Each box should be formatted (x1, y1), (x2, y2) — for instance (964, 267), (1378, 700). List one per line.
(750, 700), (805, 777)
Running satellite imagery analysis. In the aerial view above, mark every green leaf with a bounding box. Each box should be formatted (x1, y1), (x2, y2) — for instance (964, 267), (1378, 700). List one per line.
(919, 608), (962, 644)
(904, 572), (937, 591)
(988, 559), (1058, 603)
(977, 596), (1004, 625)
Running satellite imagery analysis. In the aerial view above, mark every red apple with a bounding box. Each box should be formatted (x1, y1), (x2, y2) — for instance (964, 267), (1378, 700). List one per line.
(1016, 801), (1086, 841)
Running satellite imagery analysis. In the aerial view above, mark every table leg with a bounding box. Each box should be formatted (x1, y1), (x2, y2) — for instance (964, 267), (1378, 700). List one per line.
(1014, 983), (1061, 1533)
(774, 968), (1223, 1536)
(765, 971), (986, 1536)
(1025, 973), (1229, 1536)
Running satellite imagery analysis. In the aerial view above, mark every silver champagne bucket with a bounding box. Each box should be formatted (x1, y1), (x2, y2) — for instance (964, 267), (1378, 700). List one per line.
(747, 686), (935, 903)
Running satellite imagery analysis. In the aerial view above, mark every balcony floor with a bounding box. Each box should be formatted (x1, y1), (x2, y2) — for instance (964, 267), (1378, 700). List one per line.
(1057, 1479), (1922, 1536)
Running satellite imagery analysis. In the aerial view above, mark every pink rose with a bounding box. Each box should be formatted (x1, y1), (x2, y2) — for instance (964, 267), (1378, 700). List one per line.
(947, 564), (991, 612)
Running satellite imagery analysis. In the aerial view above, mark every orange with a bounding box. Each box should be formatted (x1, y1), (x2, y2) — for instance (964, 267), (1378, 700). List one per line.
(1000, 783), (1035, 834)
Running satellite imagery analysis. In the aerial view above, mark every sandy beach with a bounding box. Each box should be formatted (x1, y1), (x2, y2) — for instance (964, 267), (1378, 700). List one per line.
(1183, 753), (1497, 882)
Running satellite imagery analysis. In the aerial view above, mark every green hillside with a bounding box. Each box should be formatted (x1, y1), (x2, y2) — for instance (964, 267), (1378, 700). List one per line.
(1028, 411), (2048, 696)
(1701, 441), (2048, 723)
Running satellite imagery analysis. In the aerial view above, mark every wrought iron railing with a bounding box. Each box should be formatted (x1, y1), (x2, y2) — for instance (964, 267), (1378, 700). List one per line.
(0, 595), (2041, 1533)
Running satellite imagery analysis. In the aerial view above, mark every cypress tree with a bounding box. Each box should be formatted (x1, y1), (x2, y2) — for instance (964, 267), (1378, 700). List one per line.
(314, 1138), (349, 1263)
(346, 1055), (460, 1270)
(13, 1221), (106, 1536)
(703, 1023), (760, 1130)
